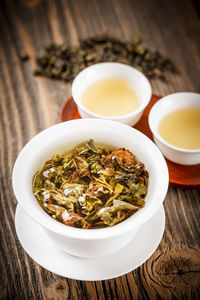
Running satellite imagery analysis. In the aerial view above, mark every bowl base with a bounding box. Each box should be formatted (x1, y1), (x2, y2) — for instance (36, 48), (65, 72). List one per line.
(15, 204), (165, 280)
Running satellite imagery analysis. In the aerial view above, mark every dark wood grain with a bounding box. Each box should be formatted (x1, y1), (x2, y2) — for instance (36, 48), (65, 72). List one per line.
(0, 0), (200, 299)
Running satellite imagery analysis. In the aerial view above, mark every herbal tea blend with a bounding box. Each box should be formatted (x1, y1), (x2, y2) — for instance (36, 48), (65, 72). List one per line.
(33, 35), (176, 82)
(33, 140), (148, 229)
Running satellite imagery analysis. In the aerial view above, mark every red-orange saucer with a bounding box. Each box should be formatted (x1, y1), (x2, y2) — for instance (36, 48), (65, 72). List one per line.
(60, 94), (200, 188)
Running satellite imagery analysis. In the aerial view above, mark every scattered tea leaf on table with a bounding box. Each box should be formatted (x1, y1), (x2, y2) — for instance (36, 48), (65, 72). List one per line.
(33, 35), (177, 82)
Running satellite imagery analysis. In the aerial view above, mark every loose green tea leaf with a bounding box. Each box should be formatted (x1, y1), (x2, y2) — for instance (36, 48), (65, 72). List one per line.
(33, 140), (148, 229)
(33, 35), (177, 82)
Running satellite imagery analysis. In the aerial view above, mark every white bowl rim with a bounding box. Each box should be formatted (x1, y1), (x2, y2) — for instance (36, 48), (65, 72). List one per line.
(72, 62), (152, 119)
(12, 119), (169, 240)
(149, 92), (200, 153)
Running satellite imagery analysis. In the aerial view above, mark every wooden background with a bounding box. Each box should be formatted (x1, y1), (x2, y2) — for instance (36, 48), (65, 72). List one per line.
(0, 0), (200, 299)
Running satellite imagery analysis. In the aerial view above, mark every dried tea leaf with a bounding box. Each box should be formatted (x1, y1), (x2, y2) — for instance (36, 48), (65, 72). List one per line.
(106, 183), (124, 206)
(45, 204), (90, 228)
(80, 195), (102, 216)
(62, 183), (86, 197)
(33, 35), (177, 82)
(98, 205), (130, 226)
(113, 199), (139, 210)
(33, 171), (43, 191)
(44, 180), (55, 190)
(86, 139), (98, 153)
(112, 148), (135, 169)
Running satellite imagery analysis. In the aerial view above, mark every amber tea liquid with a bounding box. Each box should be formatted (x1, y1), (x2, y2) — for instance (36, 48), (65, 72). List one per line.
(82, 78), (139, 117)
(159, 108), (200, 150)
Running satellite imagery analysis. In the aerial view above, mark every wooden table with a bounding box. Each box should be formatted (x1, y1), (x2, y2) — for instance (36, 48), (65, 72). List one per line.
(0, 0), (200, 299)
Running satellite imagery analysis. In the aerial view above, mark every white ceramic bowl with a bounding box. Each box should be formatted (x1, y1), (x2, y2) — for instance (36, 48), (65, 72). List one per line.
(149, 92), (200, 165)
(12, 119), (168, 258)
(72, 63), (152, 126)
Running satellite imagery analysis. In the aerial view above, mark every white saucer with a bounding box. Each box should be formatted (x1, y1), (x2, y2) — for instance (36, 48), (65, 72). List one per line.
(15, 204), (165, 281)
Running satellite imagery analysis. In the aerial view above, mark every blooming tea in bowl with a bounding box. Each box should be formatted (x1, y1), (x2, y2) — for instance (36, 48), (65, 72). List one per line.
(33, 140), (148, 229)
(12, 119), (168, 257)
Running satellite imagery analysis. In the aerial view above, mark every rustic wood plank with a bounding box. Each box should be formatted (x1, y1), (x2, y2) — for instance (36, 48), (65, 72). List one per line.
(0, 0), (200, 299)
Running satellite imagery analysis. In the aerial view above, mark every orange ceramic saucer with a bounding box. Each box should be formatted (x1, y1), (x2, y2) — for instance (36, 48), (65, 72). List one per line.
(60, 94), (200, 188)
